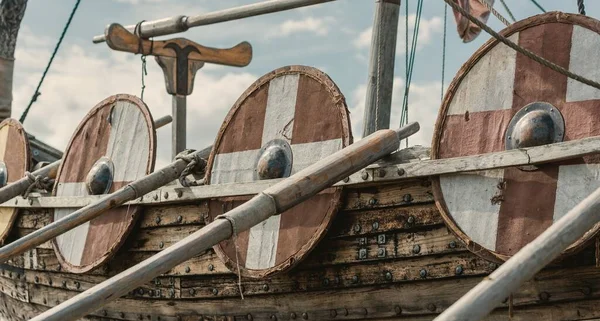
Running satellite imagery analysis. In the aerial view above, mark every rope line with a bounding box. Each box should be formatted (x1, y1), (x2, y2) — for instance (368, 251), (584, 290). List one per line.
(529, 0), (546, 13)
(21, 172), (55, 199)
(441, 2), (448, 102)
(19, 0), (81, 123)
(175, 149), (207, 187)
(578, 0), (586, 15)
(498, 0), (516, 22)
(443, 0), (600, 91)
(400, 0), (423, 148)
(478, 0), (511, 27)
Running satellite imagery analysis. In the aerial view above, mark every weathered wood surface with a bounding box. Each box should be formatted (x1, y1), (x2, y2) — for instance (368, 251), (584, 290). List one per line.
(105, 23), (252, 68)
(4, 135), (600, 210)
(1, 162), (599, 320)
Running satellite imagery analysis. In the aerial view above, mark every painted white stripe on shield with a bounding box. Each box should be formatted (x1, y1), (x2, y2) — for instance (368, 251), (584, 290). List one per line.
(439, 170), (504, 251)
(106, 100), (150, 182)
(245, 74), (300, 269)
(447, 33), (518, 115)
(553, 164), (600, 221)
(54, 182), (89, 265)
(291, 138), (343, 174)
(210, 149), (261, 185)
(567, 26), (600, 102)
(0, 125), (9, 160)
(262, 74), (299, 144)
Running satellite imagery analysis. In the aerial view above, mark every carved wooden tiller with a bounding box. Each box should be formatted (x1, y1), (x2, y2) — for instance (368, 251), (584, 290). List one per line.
(104, 23), (252, 157)
(52, 94), (156, 273)
(0, 118), (30, 244)
(206, 65), (352, 278)
(433, 12), (600, 261)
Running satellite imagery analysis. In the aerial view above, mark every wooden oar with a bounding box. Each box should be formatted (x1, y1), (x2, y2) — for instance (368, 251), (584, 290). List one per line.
(30, 122), (420, 321)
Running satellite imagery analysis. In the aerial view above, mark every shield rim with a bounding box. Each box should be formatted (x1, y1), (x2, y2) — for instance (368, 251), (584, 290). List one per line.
(51, 94), (156, 273)
(0, 118), (31, 245)
(205, 65), (352, 278)
(431, 12), (600, 263)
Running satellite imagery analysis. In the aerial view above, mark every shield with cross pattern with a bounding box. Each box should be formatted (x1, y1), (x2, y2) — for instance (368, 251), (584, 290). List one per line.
(0, 119), (30, 245)
(52, 94), (156, 273)
(206, 65), (352, 278)
(432, 12), (600, 262)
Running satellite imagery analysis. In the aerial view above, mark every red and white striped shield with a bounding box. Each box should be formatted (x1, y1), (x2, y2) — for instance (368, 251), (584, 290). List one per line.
(206, 66), (352, 278)
(433, 13), (600, 261)
(0, 119), (30, 244)
(52, 94), (156, 273)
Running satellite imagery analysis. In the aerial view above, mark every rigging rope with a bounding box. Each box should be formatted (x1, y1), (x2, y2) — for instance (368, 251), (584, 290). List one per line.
(529, 0), (546, 13)
(479, 0), (511, 26)
(498, 0), (516, 22)
(401, 0), (424, 148)
(19, 0), (82, 124)
(578, 0), (586, 15)
(443, 0), (600, 91)
(441, 2), (447, 102)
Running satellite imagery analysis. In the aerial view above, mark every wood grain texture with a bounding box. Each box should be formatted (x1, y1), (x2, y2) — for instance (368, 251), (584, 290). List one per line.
(206, 65), (352, 278)
(105, 23), (252, 67)
(52, 94), (156, 273)
(0, 118), (30, 245)
(1, 171), (600, 320)
(432, 12), (600, 263)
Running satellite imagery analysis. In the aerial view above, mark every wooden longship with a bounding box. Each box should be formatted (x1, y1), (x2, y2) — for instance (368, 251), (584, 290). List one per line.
(2, 1), (600, 321)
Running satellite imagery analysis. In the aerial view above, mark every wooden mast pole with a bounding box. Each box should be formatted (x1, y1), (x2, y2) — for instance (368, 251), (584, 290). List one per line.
(92, 0), (337, 43)
(435, 184), (600, 321)
(362, 0), (400, 136)
(30, 123), (419, 321)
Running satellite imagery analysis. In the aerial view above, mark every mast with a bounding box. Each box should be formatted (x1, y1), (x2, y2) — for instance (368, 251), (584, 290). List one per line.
(362, 0), (400, 136)
(0, 0), (27, 122)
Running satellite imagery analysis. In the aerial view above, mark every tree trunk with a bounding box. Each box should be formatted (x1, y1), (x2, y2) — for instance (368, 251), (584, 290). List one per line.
(0, 0), (27, 121)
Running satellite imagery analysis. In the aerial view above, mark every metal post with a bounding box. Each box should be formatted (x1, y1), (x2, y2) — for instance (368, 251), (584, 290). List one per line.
(172, 95), (187, 158)
(362, 0), (400, 137)
(435, 185), (600, 321)
(29, 123), (420, 321)
(92, 0), (337, 43)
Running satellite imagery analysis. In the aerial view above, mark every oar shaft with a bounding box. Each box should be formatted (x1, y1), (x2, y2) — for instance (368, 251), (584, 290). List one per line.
(0, 158), (190, 263)
(434, 185), (600, 321)
(31, 123), (419, 321)
(92, 0), (336, 43)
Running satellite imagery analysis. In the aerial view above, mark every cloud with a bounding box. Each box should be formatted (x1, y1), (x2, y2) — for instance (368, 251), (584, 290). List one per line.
(353, 14), (443, 56)
(348, 77), (443, 147)
(267, 16), (335, 39)
(12, 28), (256, 168)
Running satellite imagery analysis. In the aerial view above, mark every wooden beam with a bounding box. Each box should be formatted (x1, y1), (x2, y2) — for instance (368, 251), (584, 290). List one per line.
(92, 0), (337, 43)
(435, 177), (600, 321)
(28, 124), (419, 321)
(5, 135), (600, 209)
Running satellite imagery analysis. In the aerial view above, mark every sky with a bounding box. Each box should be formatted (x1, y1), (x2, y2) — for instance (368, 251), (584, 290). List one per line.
(10, 0), (600, 167)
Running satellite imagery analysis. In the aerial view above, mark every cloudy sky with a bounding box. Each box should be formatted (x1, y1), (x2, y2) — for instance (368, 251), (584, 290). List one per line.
(10, 0), (598, 167)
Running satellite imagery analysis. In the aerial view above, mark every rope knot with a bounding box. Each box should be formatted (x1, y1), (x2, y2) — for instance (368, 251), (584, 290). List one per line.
(175, 149), (207, 187)
(22, 171), (55, 199)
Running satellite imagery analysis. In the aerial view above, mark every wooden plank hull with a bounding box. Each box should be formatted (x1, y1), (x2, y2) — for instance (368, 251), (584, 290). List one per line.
(1, 175), (599, 320)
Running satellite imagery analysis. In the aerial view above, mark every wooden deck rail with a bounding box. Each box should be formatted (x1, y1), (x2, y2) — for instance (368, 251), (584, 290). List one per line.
(434, 179), (600, 320)
(92, 0), (337, 43)
(29, 123), (419, 321)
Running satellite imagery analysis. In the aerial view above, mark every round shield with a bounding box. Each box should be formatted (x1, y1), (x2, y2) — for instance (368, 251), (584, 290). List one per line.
(206, 65), (352, 278)
(432, 12), (600, 262)
(0, 119), (30, 244)
(52, 94), (156, 273)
